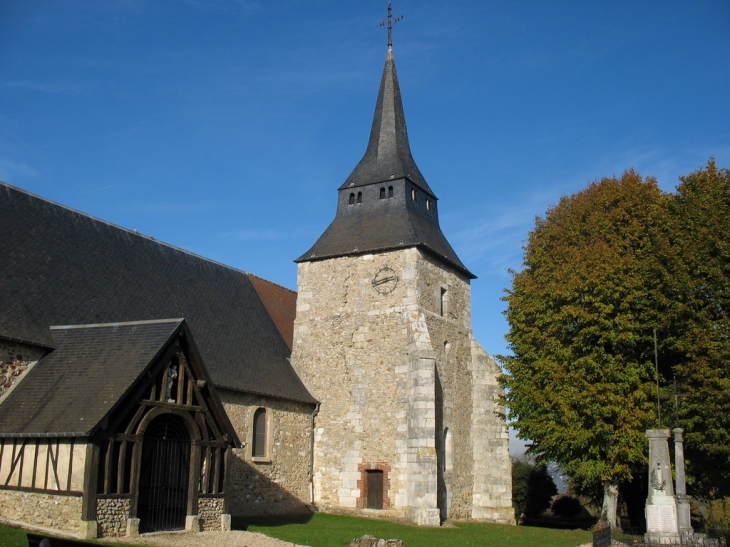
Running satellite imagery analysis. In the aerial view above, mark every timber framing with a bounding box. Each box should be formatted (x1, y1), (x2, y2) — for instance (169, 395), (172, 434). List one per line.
(0, 319), (239, 536)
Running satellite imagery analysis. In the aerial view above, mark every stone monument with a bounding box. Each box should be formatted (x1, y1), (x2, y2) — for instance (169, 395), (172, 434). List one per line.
(673, 428), (693, 535)
(645, 429), (680, 544)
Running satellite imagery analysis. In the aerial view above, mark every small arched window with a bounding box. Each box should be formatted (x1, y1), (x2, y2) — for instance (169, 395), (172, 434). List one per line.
(388, 186), (393, 198)
(357, 191), (362, 204)
(411, 189), (417, 202)
(349, 193), (355, 205)
(252, 408), (267, 457)
(426, 199), (432, 212)
(379, 187), (385, 199)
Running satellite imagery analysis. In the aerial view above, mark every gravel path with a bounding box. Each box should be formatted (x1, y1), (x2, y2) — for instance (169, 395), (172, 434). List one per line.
(106, 530), (310, 547)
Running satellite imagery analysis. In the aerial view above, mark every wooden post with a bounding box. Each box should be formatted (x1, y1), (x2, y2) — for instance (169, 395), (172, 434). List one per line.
(81, 442), (99, 520)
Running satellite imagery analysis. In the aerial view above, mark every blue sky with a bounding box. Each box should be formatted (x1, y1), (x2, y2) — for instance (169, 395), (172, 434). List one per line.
(2, 1), (728, 429)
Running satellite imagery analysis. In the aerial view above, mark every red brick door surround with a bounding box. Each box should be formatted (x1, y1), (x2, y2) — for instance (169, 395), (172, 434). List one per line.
(356, 462), (391, 509)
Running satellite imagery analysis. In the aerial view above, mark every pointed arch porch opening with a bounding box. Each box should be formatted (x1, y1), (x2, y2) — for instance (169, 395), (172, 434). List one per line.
(138, 414), (190, 532)
(89, 342), (234, 537)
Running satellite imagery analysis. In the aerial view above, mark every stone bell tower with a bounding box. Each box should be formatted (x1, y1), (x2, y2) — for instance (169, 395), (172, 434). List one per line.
(291, 19), (513, 526)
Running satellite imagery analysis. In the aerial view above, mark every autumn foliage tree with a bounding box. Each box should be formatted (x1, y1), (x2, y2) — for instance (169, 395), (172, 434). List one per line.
(499, 170), (678, 529)
(501, 161), (730, 528)
(669, 160), (730, 496)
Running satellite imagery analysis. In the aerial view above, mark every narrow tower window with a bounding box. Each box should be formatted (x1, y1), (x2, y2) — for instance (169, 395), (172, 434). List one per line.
(379, 187), (385, 199)
(252, 408), (267, 457)
(388, 186), (393, 198)
(426, 199), (432, 212)
(411, 189), (417, 202)
(440, 288), (448, 317)
(357, 191), (362, 204)
(349, 193), (355, 205)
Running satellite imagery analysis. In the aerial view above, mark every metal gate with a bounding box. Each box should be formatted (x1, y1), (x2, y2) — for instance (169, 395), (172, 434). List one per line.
(138, 415), (191, 533)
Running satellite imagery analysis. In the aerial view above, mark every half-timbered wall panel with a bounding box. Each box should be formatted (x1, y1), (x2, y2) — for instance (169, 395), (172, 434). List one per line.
(0, 438), (85, 492)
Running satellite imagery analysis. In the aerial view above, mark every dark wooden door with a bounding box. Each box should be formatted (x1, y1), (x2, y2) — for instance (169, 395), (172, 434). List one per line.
(138, 415), (191, 532)
(366, 470), (383, 509)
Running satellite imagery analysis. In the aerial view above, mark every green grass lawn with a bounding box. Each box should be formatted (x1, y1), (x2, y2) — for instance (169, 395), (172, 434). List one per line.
(0, 525), (26, 547)
(1, 515), (592, 547)
(0, 525), (140, 547)
(245, 513), (592, 547)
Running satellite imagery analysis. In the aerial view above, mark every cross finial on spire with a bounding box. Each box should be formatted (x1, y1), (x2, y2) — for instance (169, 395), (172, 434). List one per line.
(378, 1), (403, 50)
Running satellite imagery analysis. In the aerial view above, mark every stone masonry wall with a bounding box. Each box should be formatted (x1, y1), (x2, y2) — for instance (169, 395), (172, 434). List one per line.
(0, 490), (82, 534)
(219, 390), (313, 517)
(0, 340), (46, 399)
(96, 497), (130, 537)
(198, 496), (224, 531)
(292, 247), (512, 525)
(470, 340), (515, 523)
(293, 249), (429, 522)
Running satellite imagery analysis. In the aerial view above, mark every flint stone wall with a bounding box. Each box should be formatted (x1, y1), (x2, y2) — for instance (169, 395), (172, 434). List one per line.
(198, 496), (224, 530)
(220, 390), (313, 517)
(96, 497), (130, 537)
(0, 490), (82, 534)
(0, 340), (46, 399)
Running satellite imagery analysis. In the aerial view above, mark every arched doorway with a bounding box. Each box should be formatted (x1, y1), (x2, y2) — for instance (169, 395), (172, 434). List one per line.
(138, 414), (191, 532)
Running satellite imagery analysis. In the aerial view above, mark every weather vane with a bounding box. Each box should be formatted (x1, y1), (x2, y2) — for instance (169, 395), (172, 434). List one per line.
(378, 1), (403, 49)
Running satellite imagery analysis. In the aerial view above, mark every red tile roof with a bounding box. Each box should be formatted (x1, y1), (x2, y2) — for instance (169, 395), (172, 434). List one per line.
(247, 274), (297, 351)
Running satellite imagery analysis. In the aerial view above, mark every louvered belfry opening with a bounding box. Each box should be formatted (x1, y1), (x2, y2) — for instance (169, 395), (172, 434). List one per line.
(138, 414), (191, 533)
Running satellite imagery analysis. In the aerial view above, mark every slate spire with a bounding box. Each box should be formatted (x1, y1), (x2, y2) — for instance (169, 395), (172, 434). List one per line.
(340, 49), (432, 194)
(296, 21), (474, 279)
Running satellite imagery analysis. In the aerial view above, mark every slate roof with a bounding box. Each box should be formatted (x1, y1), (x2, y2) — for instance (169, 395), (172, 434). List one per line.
(0, 183), (315, 404)
(0, 320), (182, 436)
(297, 49), (474, 279)
(341, 50), (432, 194)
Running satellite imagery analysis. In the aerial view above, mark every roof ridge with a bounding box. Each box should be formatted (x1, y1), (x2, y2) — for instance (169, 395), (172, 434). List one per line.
(50, 318), (184, 330)
(1, 181), (263, 281)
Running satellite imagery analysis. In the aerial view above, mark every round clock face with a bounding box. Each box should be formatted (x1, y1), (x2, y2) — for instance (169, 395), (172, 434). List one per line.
(372, 266), (399, 295)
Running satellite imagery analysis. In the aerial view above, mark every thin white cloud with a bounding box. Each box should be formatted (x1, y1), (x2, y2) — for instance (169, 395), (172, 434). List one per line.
(0, 158), (38, 181)
(124, 200), (232, 215)
(251, 68), (368, 95)
(220, 229), (285, 241)
(0, 80), (93, 96)
(177, 0), (261, 16)
(79, 185), (114, 194)
(453, 190), (556, 271)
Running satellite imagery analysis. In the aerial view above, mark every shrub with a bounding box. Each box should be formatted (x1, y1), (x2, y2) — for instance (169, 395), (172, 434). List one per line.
(552, 496), (583, 518)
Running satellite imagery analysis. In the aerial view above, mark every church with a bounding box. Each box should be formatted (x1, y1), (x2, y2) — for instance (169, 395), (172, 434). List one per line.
(0, 28), (513, 539)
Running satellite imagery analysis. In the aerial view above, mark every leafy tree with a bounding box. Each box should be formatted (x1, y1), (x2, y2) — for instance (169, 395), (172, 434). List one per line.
(512, 459), (533, 518)
(499, 170), (677, 529)
(668, 159), (730, 496)
(552, 496), (583, 518)
(512, 459), (558, 519)
(526, 465), (559, 518)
